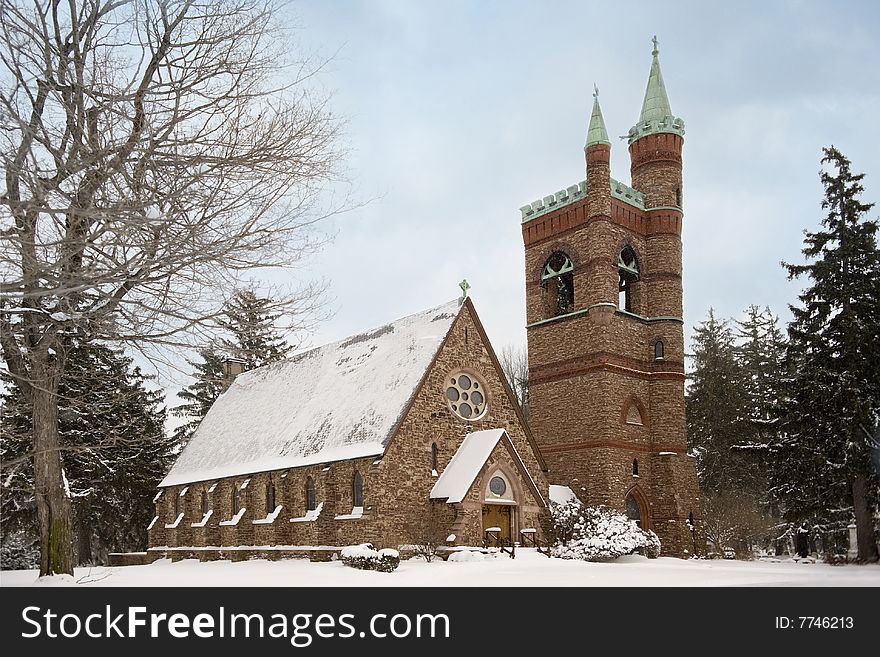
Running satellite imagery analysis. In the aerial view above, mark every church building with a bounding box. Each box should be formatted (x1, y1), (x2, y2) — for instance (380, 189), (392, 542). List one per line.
(147, 39), (701, 560)
(148, 297), (550, 558)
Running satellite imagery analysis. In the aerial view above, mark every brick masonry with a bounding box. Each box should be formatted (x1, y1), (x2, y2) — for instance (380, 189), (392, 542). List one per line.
(148, 301), (551, 558)
(522, 130), (703, 557)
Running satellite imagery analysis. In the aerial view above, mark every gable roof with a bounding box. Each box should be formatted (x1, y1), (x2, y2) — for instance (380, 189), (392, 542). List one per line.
(160, 300), (462, 487)
(430, 429), (506, 503)
(430, 428), (545, 506)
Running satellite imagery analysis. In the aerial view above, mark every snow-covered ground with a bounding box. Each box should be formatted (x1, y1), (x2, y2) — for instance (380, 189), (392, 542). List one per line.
(2, 550), (878, 587)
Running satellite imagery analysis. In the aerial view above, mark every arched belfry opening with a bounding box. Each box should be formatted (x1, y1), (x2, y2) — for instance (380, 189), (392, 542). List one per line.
(618, 247), (639, 312)
(541, 252), (574, 318)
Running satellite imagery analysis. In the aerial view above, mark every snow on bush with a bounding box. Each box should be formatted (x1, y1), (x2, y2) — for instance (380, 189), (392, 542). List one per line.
(339, 544), (400, 572)
(548, 500), (661, 562)
(446, 550), (505, 563)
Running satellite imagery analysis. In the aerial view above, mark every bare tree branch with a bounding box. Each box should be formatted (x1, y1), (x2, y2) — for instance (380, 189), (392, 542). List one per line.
(0, 0), (347, 575)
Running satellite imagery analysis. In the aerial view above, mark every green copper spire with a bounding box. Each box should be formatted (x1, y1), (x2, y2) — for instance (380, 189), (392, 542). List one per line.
(586, 84), (610, 147)
(639, 36), (672, 123)
(628, 36), (685, 144)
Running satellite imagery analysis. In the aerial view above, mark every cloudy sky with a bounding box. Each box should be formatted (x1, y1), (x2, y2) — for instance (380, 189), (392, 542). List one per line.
(265, 0), (878, 363)
(157, 0), (879, 409)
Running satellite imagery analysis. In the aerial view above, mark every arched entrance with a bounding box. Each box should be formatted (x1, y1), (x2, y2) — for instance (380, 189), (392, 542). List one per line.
(481, 470), (517, 544)
(625, 490), (647, 528)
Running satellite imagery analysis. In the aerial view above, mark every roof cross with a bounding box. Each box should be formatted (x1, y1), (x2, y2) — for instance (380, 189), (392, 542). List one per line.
(458, 279), (471, 305)
(652, 35), (659, 57)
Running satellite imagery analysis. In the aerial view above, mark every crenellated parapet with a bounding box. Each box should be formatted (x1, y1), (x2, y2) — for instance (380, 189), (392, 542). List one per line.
(627, 115), (684, 144)
(609, 178), (645, 209)
(520, 181), (587, 223)
(521, 178), (646, 224)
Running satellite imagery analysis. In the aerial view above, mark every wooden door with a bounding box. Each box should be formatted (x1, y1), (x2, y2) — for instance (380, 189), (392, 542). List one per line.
(482, 504), (512, 543)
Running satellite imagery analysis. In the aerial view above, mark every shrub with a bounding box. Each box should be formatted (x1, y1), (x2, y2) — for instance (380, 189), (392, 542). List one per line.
(548, 503), (662, 562)
(541, 499), (582, 546)
(340, 544), (400, 572)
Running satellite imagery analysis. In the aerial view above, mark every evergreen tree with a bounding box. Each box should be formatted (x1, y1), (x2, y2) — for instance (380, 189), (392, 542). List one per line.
(0, 371), (38, 568)
(687, 307), (787, 556)
(171, 348), (226, 446)
(686, 308), (749, 495)
(1, 343), (174, 566)
(219, 288), (294, 369)
(736, 305), (786, 431)
(171, 289), (295, 443)
(771, 147), (880, 563)
(734, 306), (786, 513)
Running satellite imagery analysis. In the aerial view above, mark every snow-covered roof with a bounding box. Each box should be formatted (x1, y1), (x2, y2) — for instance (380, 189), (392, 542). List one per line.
(160, 300), (462, 487)
(430, 428), (506, 503)
(549, 485), (578, 506)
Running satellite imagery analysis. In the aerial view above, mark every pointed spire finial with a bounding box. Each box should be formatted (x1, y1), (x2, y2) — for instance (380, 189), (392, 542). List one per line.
(628, 36), (685, 143)
(586, 84), (610, 148)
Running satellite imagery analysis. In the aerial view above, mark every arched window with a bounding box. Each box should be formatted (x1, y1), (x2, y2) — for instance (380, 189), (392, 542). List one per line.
(266, 480), (276, 512)
(632, 459), (639, 476)
(626, 494), (643, 527)
(624, 400), (644, 426)
(541, 252), (574, 318)
(305, 477), (316, 512)
(675, 187), (682, 207)
(431, 443), (438, 472)
(654, 340), (664, 360)
(618, 247), (639, 312)
(201, 490), (209, 516)
(232, 486), (241, 515)
(174, 490), (180, 517)
(353, 471), (364, 508)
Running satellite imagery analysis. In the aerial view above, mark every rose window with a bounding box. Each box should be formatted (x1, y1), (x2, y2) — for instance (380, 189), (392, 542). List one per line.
(445, 373), (487, 420)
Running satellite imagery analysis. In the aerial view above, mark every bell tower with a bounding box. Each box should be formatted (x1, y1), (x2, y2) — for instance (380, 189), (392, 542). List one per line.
(520, 39), (701, 556)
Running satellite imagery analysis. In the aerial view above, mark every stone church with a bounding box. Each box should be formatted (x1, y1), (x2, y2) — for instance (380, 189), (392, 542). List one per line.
(147, 40), (701, 560)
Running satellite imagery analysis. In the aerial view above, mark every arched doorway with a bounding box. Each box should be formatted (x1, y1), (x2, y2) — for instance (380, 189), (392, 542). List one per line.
(481, 470), (517, 544)
(625, 492), (645, 528)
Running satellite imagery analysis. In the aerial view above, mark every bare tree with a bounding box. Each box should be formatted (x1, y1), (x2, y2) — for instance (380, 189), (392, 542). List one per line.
(0, 0), (344, 575)
(702, 492), (773, 558)
(499, 343), (528, 418)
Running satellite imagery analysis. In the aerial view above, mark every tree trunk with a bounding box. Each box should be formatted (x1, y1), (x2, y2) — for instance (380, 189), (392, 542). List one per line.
(75, 504), (94, 566)
(852, 474), (879, 563)
(31, 368), (74, 576)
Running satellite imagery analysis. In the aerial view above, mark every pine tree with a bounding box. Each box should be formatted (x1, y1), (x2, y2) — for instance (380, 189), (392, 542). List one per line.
(686, 308), (749, 495)
(0, 370), (38, 568)
(219, 288), (294, 369)
(171, 348), (226, 446)
(64, 344), (173, 562)
(736, 305), (786, 430)
(771, 147), (880, 563)
(1, 342), (174, 566)
(171, 290), (296, 443)
(735, 306), (786, 508)
(687, 307), (788, 556)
